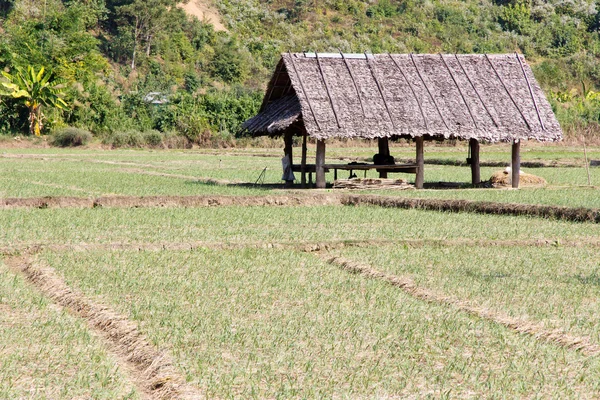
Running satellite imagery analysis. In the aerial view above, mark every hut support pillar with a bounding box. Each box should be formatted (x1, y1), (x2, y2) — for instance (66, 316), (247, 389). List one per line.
(511, 139), (520, 189)
(415, 137), (424, 189)
(316, 139), (326, 189)
(378, 137), (390, 178)
(469, 138), (480, 185)
(301, 130), (307, 189)
(283, 131), (294, 188)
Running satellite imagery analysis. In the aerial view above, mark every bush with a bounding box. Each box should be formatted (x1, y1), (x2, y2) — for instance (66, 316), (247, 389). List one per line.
(103, 130), (145, 148)
(162, 131), (192, 149)
(143, 130), (164, 147)
(51, 127), (93, 147)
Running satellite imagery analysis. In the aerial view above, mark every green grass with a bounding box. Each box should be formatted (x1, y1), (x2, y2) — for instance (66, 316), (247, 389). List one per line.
(4, 144), (600, 396)
(40, 248), (600, 398)
(3, 205), (600, 248)
(333, 244), (600, 346)
(2, 145), (600, 205)
(0, 260), (138, 399)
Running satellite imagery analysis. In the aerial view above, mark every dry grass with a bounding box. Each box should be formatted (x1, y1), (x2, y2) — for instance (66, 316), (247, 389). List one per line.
(4, 256), (201, 399)
(490, 169), (548, 187)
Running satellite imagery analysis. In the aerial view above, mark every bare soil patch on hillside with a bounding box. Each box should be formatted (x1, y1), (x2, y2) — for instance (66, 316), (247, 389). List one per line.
(178, 0), (226, 31)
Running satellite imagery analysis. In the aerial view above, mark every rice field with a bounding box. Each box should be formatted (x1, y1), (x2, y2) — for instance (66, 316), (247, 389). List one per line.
(2, 142), (600, 398)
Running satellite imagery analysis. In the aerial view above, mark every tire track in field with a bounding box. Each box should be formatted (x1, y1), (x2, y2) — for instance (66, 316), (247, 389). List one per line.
(320, 254), (600, 357)
(117, 167), (236, 185)
(4, 256), (204, 400)
(16, 179), (105, 196)
(2, 237), (598, 258)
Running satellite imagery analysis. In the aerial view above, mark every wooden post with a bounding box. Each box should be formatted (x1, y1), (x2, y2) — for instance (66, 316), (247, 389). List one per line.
(511, 139), (520, 189)
(583, 135), (592, 186)
(301, 130), (307, 188)
(378, 137), (390, 178)
(316, 139), (326, 189)
(284, 131), (294, 188)
(415, 136), (424, 189)
(469, 138), (480, 185)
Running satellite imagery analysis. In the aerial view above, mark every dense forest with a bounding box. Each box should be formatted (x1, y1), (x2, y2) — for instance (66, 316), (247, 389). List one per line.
(0, 0), (599, 145)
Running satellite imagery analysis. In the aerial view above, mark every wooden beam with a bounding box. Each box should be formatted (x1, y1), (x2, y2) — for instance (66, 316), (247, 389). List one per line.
(301, 130), (307, 188)
(440, 54), (478, 129)
(388, 53), (428, 130)
(287, 52), (321, 130)
(415, 136), (424, 189)
(284, 131), (294, 188)
(378, 137), (390, 178)
(316, 52), (342, 128)
(365, 53), (396, 128)
(340, 51), (366, 118)
(484, 54), (531, 131)
(469, 138), (480, 185)
(515, 53), (545, 131)
(410, 54), (449, 130)
(512, 139), (520, 189)
(454, 55), (499, 128)
(316, 139), (326, 189)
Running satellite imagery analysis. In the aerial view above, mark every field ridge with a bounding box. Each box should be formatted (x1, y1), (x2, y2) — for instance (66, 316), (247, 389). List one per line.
(3, 237), (600, 258)
(322, 254), (600, 357)
(4, 256), (204, 400)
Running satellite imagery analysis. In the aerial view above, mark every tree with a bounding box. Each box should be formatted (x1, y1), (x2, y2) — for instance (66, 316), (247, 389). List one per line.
(0, 65), (67, 135)
(116, 0), (181, 69)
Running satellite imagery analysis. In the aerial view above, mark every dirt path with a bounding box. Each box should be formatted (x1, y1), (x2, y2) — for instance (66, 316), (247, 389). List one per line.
(321, 254), (600, 357)
(117, 167), (236, 185)
(4, 256), (204, 399)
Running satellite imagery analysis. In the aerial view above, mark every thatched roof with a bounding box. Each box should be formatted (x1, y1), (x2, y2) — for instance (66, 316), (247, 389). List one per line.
(242, 53), (562, 143)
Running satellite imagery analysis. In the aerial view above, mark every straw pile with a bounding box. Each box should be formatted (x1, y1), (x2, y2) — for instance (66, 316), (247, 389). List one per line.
(490, 168), (547, 187)
(334, 178), (412, 189)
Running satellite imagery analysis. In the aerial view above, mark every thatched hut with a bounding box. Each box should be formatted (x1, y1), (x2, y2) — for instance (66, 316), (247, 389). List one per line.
(242, 53), (562, 188)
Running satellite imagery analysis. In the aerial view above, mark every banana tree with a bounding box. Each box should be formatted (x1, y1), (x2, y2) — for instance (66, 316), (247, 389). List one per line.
(0, 66), (68, 136)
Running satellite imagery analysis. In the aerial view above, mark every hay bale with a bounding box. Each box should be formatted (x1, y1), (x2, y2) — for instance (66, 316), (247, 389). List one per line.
(490, 168), (547, 187)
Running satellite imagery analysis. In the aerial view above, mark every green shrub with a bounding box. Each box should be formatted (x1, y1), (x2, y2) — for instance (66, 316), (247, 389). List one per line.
(51, 128), (93, 147)
(162, 131), (192, 149)
(104, 130), (145, 148)
(498, 2), (531, 34)
(143, 130), (164, 147)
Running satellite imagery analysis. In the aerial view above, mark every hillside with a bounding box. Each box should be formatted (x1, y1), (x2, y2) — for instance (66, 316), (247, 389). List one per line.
(1, 0), (599, 142)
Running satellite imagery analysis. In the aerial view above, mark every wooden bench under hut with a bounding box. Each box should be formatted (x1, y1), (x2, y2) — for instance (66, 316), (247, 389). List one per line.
(242, 52), (562, 188)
